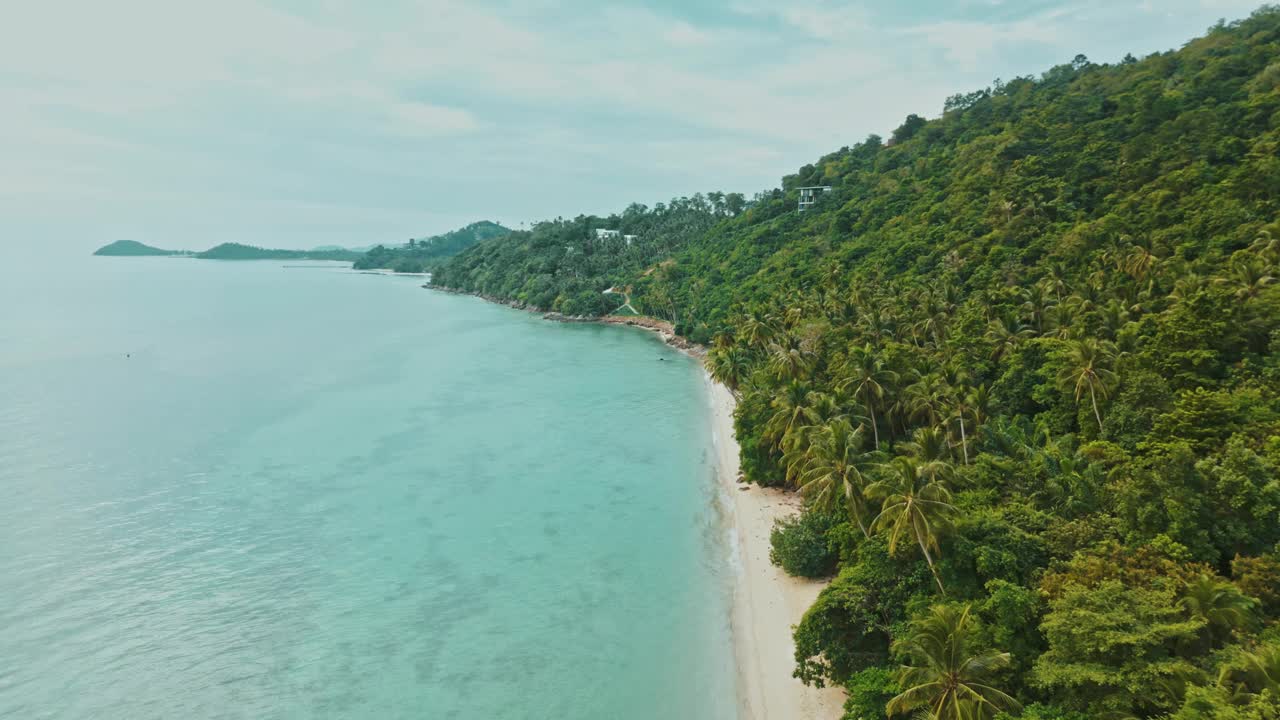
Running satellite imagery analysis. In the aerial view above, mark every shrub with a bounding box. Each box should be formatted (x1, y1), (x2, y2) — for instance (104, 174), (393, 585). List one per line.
(841, 666), (897, 720)
(770, 509), (838, 578)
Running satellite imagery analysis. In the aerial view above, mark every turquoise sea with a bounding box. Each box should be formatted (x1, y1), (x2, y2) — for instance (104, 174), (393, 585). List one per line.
(0, 257), (736, 719)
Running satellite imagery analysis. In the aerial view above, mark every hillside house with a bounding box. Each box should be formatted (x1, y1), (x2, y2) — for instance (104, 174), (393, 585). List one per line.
(797, 186), (831, 211)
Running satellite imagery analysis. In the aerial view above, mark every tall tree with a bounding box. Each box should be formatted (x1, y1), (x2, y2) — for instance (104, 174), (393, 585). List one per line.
(868, 457), (956, 594)
(1216, 643), (1280, 706)
(796, 419), (877, 537)
(1180, 575), (1258, 646)
(886, 604), (1020, 720)
(838, 342), (898, 450)
(706, 345), (750, 395)
(1055, 338), (1119, 432)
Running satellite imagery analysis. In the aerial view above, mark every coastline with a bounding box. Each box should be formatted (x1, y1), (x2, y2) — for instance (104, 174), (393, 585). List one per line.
(706, 376), (846, 720)
(423, 284), (706, 355)
(425, 283), (845, 718)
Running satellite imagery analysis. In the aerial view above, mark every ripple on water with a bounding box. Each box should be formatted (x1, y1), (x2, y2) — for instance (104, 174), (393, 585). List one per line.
(0, 260), (738, 719)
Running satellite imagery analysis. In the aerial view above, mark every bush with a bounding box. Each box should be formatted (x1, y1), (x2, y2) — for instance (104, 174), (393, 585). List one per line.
(770, 509), (838, 578)
(841, 667), (897, 720)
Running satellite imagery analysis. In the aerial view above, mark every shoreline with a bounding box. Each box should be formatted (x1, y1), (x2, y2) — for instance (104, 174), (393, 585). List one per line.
(423, 284), (705, 355)
(705, 376), (846, 720)
(425, 283), (845, 718)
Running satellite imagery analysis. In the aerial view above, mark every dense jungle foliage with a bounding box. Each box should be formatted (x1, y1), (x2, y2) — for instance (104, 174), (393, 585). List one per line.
(430, 193), (747, 315)
(352, 221), (509, 273)
(438, 8), (1280, 718)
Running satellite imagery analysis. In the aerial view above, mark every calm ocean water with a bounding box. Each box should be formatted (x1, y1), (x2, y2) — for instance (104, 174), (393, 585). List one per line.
(0, 257), (736, 719)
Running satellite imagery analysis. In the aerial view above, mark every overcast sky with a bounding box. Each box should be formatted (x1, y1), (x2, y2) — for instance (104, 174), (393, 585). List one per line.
(1, 0), (1267, 252)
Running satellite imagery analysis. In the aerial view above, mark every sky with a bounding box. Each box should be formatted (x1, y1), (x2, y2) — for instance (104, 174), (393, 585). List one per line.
(0, 0), (1269, 252)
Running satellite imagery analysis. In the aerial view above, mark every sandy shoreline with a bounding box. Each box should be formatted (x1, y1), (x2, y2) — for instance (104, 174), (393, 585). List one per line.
(705, 376), (846, 720)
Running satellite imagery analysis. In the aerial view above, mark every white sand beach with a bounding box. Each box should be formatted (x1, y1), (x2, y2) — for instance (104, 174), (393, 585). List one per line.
(706, 376), (846, 720)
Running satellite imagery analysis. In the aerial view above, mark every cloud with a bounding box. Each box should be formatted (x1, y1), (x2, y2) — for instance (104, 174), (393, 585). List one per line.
(901, 19), (1059, 69)
(664, 21), (712, 47)
(0, 0), (1267, 249)
(898, 6), (1072, 70)
(733, 0), (871, 39)
(384, 101), (478, 136)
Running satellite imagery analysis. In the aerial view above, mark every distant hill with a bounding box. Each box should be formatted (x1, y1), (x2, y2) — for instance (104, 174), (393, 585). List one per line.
(93, 240), (186, 257)
(95, 226), (500, 267)
(353, 221), (510, 273)
(312, 244), (379, 253)
(94, 240), (363, 260)
(194, 243), (363, 261)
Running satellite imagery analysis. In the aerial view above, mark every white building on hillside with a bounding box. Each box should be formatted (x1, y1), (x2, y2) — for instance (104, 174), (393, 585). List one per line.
(798, 186), (832, 211)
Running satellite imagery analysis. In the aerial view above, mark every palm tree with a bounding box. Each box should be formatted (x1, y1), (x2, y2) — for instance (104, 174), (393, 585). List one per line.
(1021, 283), (1058, 336)
(1101, 235), (1129, 272)
(901, 426), (956, 484)
(838, 343), (898, 451)
(796, 419), (876, 537)
(859, 305), (897, 346)
(1216, 258), (1275, 301)
(741, 311), (777, 349)
(1096, 299), (1131, 341)
(948, 389), (978, 465)
(1181, 575), (1258, 645)
(1050, 302), (1080, 340)
(705, 345), (750, 395)
(1125, 242), (1159, 280)
(1171, 271), (1209, 300)
(868, 457), (956, 595)
(779, 391), (845, 486)
(1249, 229), (1278, 264)
(886, 604), (1020, 720)
(1217, 644), (1280, 706)
(1043, 263), (1070, 302)
(985, 313), (1031, 362)
(915, 290), (952, 348)
(1055, 338), (1119, 432)
(906, 372), (949, 428)
(767, 337), (813, 381)
(764, 382), (813, 449)
(1032, 438), (1102, 517)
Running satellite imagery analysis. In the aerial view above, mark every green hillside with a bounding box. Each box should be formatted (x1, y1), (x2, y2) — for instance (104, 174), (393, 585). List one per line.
(435, 8), (1280, 719)
(93, 240), (185, 256)
(431, 196), (745, 314)
(195, 243), (362, 261)
(353, 220), (511, 273)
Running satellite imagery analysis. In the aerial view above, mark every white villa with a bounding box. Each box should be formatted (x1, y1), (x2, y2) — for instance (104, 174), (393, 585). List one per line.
(798, 186), (832, 211)
(593, 228), (640, 246)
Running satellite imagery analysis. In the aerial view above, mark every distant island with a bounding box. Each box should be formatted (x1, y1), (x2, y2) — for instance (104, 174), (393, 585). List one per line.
(352, 221), (510, 273)
(93, 240), (363, 261)
(92, 221), (508, 268)
(93, 240), (190, 257)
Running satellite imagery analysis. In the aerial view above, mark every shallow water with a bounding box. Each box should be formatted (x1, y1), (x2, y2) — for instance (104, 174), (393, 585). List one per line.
(0, 258), (736, 719)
